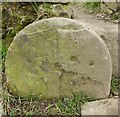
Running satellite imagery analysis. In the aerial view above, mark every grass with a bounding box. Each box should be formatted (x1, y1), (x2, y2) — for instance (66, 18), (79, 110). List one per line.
(30, 2), (39, 15)
(2, 2), (38, 48)
(110, 75), (119, 95)
(83, 2), (101, 13)
(109, 13), (119, 20)
(83, 2), (119, 21)
(36, 3), (57, 20)
(55, 94), (94, 115)
(1, 45), (7, 60)
(84, 2), (101, 9)
(2, 91), (94, 115)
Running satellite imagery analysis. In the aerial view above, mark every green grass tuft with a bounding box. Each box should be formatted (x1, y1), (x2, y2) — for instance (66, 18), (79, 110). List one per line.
(111, 75), (119, 92)
(83, 2), (101, 14)
(55, 93), (94, 115)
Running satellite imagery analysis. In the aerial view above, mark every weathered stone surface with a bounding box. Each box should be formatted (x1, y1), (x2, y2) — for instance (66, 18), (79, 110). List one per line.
(72, 6), (118, 75)
(81, 98), (118, 115)
(6, 17), (112, 100)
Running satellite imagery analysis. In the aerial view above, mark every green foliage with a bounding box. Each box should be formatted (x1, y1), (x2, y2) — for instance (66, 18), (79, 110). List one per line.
(84, 2), (101, 9)
(110, 13), (119, 20)
(30, 2), (39, 14)
(83, 2), (101, 13)
(42, 3), (54, 17)
(111, 75), (119, 92)
(2, 91), (94, 115)
(2, 2), (38, 48)
(56, 93), (94, 115)
(43, 3), (52, 10)
(0, 42), (7, 63)
(9, 109), (17, 116)
(2, 45), (7, 60)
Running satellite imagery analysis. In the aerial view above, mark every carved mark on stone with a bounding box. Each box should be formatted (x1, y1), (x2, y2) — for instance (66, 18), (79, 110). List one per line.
(89, 60), (95, 66)
(54, 62), (63, 71)
(70, 55), (78, 62)
(81, 76), (103, 85)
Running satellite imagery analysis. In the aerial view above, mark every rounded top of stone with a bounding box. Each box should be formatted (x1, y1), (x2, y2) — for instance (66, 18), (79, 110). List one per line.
(6, 17), (112, 100)
(16, 17), (109, 48)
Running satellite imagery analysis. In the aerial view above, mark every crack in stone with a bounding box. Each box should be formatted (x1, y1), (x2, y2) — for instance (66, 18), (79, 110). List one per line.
(55, 60), (78, 97)
(25, 29), (49, 36)
(81, 76), (104, 88)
